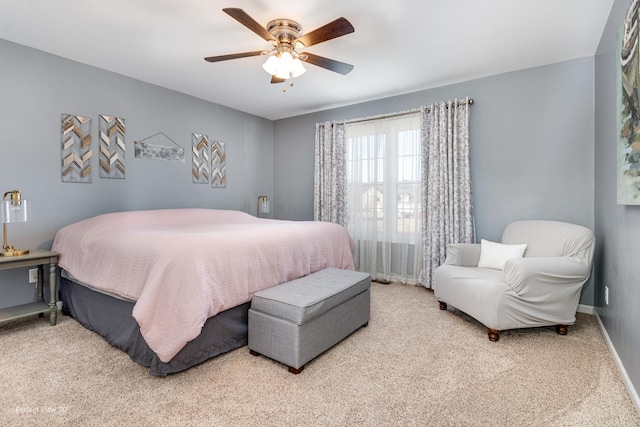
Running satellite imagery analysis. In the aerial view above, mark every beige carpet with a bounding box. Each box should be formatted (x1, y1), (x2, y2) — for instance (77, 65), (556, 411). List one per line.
(1, 282), (639, 427)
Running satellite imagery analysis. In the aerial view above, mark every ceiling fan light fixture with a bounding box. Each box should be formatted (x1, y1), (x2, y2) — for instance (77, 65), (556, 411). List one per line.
(279, 51), (293, 71)
(263, 52), (306, 79)
(262, 55), (280, 75)
(291, 58), (306, 77)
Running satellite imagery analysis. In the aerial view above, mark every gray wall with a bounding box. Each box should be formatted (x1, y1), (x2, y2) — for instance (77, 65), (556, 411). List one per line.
(273, 57), (596, 303)
(3, 5), (636, 402)
(595, 0), (640, 400)
(0, 39), (274, 308)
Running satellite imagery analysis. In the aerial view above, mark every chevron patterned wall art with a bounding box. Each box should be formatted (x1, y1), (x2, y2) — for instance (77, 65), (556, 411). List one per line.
(61, 114), (92, 183)
(211, 140), (226, 188)
(192, 133), (210, 184)
(99, 115), (126, 179)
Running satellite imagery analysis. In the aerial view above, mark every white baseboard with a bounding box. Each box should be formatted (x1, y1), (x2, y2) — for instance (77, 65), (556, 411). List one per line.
(594, 310), (640, 416)
(577, 304), (595, 315)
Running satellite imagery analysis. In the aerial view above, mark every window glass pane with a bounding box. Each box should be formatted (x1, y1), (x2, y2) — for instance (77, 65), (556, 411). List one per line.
(345, 113), (420, 243)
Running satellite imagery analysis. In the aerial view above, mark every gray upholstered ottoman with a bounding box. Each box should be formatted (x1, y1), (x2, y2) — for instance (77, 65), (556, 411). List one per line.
(248, 268), (371, 374)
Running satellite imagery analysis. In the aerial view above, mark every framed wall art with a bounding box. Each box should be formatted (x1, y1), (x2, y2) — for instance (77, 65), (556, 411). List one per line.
(192, 133), (210, 184)
(61, 114), (92, 183)
(618, 0), (640, 204)
(211, 140), (226, 188)
(99, 115), (126, 179)
(134, 132), (185, 162)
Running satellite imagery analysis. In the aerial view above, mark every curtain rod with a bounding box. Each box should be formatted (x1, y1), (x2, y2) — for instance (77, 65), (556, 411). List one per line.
(344, 98), (474, 125)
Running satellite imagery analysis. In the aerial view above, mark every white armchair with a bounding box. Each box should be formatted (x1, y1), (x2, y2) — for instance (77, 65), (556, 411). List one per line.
(433, 220), (595, 341)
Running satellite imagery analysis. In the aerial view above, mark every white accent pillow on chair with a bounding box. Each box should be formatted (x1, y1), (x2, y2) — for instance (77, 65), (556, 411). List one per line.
(477, 239), (527, 270)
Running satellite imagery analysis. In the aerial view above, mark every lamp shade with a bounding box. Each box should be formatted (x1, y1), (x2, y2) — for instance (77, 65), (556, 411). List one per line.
(277, 51), (294, 77)
(290, 58), (307, 78)
(257, 195), (270, 218)
(263, 52), (307, 79)
(1, 199), (30, 223)
(262, 55), (280, 75)
(259, 199), (270, 214)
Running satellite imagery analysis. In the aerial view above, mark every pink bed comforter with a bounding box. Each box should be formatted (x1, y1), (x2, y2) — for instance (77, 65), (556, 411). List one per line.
(52, 209), (355, 362)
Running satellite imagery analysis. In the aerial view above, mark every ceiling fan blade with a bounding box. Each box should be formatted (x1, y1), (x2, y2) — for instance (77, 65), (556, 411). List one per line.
(300, 53), (354, 75)
(204, 51), (265, 63)
(271, 76), (286, 84)
(295, 17), (354, 48)
(223, 8), (275, 42)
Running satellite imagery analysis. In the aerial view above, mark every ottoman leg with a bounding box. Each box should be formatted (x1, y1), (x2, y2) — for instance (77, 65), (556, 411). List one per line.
(288, 365), (304, 374)
(249, 349), (261, 357)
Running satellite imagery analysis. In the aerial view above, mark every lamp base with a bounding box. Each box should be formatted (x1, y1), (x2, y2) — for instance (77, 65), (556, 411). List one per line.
(0, 248), (29, 257)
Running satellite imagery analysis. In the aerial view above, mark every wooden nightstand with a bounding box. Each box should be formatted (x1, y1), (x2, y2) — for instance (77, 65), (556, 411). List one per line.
(0, 250), (59, 326)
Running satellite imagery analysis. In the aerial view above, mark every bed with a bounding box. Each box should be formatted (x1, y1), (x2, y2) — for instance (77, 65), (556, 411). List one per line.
(51, 208), (355, 375)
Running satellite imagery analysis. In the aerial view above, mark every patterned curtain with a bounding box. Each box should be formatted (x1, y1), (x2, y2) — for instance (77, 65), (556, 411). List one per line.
(419, 98), (475, 288)
(314, 121), (347, 227)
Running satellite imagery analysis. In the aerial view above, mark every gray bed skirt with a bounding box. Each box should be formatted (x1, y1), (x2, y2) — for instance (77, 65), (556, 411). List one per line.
(60, 276), (249, 376)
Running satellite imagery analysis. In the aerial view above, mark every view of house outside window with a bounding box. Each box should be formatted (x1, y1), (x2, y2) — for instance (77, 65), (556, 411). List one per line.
(345, 114), (422, 243)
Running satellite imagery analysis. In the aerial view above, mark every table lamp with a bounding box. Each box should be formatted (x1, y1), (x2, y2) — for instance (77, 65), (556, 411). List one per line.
(1, 189), (31, 256)
(257, 195), (269, 218)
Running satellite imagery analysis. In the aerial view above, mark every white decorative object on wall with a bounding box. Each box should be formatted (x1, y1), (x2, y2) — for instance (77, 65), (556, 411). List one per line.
(99, 115), (126, 179)
(134, 132), (185, 162)
(192, 133), (210, 184)
(211, 140), (226, 188)
(61, 114), (92, 183)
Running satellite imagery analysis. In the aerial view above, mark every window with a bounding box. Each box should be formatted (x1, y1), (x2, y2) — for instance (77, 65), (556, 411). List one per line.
(345, 113), (422, 243)
(345, 112), (422, 284)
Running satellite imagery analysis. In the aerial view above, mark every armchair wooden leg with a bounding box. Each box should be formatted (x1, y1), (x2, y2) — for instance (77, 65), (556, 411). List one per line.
(439, 301), (447, 310)
(555, 325), (568, 335)
(487, 328), (500, 342)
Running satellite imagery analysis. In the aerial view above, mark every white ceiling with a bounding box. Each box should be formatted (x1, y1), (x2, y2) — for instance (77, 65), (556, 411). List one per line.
(1, 0), (614, 121)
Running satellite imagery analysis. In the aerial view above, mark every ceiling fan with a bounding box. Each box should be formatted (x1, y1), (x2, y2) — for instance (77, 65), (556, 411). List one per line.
(204, 8), (355, 89)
